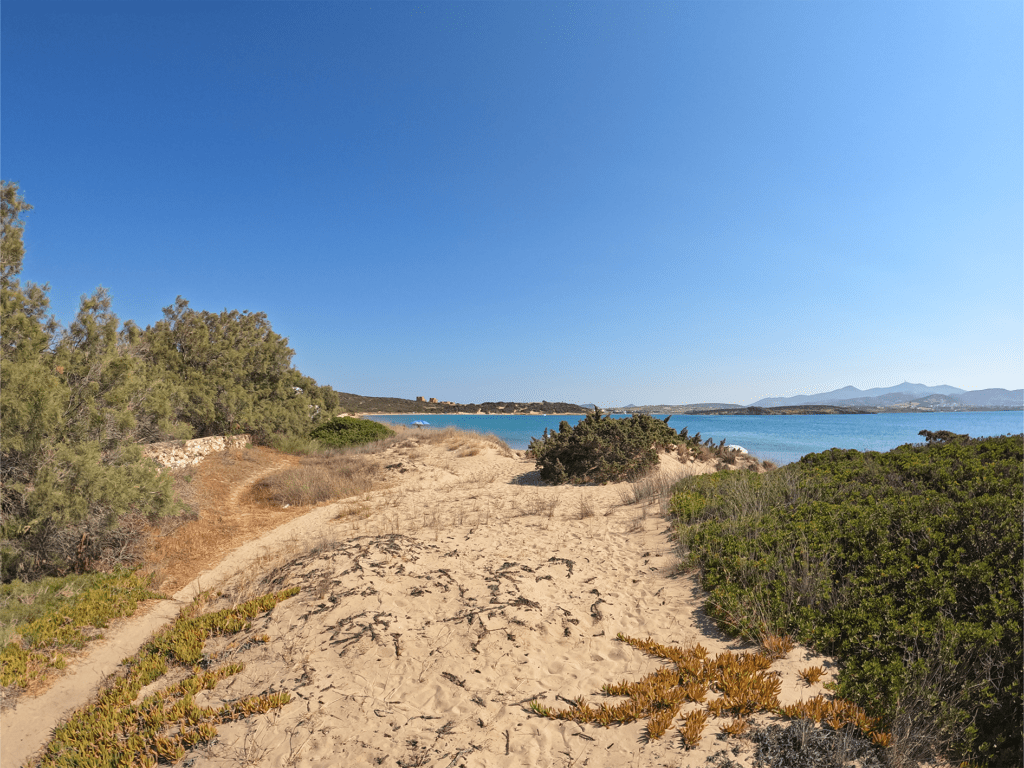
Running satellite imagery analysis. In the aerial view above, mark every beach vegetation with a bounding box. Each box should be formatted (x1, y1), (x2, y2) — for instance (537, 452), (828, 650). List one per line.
(308, 416), (394, 448)
(0, 182), (339, 583)
(31, 585), (299, 767)
(528, 408), (760, 484)
(527, 408), (681, 483)
(531, 633), (889, 752)
(0, 568), (162, 690)
(669, 433), (1023, 766)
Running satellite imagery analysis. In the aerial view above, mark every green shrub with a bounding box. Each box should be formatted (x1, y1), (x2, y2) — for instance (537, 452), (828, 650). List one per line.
(669, 434), (1023, 766)
(527, 408), (680, 484)
(309, 417), (394, 448)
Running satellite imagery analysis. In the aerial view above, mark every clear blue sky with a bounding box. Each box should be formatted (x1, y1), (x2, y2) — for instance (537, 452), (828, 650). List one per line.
(4, 1), (1021, 406)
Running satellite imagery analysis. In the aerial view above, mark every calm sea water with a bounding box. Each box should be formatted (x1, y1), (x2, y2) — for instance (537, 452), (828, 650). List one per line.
(368, 411), (1024, 465)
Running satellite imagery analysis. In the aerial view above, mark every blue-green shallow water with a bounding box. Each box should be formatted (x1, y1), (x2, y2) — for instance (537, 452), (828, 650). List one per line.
(368, 411), (1023, 465)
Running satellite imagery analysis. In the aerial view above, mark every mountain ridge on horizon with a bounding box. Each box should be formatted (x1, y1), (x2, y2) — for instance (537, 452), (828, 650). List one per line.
(749, 382), (1022, 409)
(604, 383), (1022, 412)
(749, 381), (963, 408)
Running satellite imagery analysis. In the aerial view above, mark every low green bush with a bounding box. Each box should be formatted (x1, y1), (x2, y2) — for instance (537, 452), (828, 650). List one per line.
(308, 417), (394, 448)
(669, 433), (1023, 766)
(527, 408), (681, 484)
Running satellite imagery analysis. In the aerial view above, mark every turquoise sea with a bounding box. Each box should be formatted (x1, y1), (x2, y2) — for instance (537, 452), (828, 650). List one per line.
(368, 411), (1024, 465)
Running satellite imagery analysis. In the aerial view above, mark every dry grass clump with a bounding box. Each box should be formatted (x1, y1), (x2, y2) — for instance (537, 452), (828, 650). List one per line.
(477, 431), (515, 457)
(252, 452), (384, 507)
(401, 425), (513, 458)
(529, 494), (559, 518)
(530, 632), (890, 751)
(336, 432), (407, 454)
(619, 470), (682, 507)
(409, 425), (460, 445)
(408, 426), (478, 450)
(576, 495), (597, 519)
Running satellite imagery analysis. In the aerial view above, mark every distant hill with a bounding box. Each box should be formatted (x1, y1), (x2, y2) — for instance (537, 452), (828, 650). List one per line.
(749, 384), (1021, 410)
(333, 392), (588, 415)
(698, 405), (873, 415)
(749, 382), (965, 408)
(606, 403), (746, 414)
(953, 388), (1024, 407)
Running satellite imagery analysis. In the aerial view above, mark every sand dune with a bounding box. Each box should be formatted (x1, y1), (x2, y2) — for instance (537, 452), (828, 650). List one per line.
(6, 433), (836, 767)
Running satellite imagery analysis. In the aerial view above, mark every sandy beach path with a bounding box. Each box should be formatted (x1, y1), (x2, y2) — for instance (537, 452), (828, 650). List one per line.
(4, 434), (835, 768)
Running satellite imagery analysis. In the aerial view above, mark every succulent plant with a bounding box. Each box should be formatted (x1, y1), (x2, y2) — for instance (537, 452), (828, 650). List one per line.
(532, 631), (891, 751)
(35, 586), (300, 768)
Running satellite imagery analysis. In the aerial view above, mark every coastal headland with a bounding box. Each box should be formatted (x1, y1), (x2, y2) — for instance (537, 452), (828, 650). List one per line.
(335, 391), (589, 415)
(337, 389), (1022, 418)
(684, 405), (874, 416)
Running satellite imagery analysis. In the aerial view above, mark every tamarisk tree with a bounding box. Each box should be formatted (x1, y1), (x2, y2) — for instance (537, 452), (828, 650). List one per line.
(0, 182), (179, 579)
(0, 181), (338, 580)
(142, 297), (338, 439)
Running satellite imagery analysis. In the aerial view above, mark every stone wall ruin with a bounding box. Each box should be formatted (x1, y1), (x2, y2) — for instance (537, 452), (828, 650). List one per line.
(142, 435), (252, 469)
